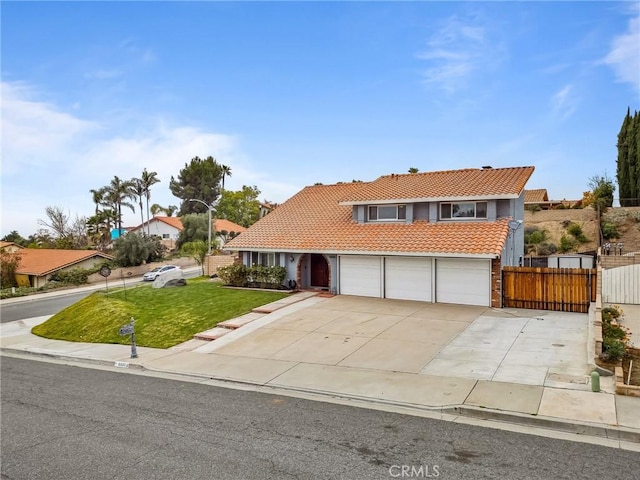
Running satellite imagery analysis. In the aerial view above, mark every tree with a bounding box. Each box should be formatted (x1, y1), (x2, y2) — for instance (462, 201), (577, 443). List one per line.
(0, 250), (21, 288)
(408, 167), (419, 173)
(37, 206), (88, 249)
(150, 204), (178, 217)
(181, 241), (208, 276)
(588, 173), (616, 247)
(1, 231), (27, 246)
(216, 185), (261, 227)
(140, 168), (161, 235)
(132, 178), (146, 229)
(112, 233), (165, 267)
(616, 108), (640, 207)
(176, 213), (209, 250)
(101, 176), (136, 236)
(221, 164), (232, 190)
(169, 156), (223, 216)
(588, 173), (615, 211)
(86, 209), (117, 250)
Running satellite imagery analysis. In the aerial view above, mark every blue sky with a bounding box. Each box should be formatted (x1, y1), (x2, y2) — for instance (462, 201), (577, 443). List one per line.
(2, 1), (639, 238)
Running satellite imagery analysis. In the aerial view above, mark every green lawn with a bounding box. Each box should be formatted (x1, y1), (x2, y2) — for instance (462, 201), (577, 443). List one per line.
(32, 279), (288, 349)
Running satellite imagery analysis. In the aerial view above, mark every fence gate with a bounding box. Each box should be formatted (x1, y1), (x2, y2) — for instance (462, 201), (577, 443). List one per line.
(502, 267), (597, 313)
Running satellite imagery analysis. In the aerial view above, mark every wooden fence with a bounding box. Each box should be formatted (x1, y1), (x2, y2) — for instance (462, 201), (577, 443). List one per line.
(502, 267), (597, 313)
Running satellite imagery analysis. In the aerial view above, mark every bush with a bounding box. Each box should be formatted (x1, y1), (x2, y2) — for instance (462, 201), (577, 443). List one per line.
(525, 204), (541, 212)
(601, 305), (630, 363)
(217, 264), (249, 287)
(601, 221), (620, 240)
(113, 233), (166, 267)
(218, 264), (286, 289)
(566, 223), (589, 243)
(536, 242), (558, 256)
(50, 267), (91, 285)
(558, 235), (577, 253)
(248, 265), (286, 289)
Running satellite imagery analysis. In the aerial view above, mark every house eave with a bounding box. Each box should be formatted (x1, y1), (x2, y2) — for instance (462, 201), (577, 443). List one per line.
(225, 246), (499, 259)
(339, 193), (520, 206)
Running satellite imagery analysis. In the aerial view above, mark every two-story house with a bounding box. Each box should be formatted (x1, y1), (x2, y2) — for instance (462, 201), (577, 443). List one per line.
(225, 166), (534, 307)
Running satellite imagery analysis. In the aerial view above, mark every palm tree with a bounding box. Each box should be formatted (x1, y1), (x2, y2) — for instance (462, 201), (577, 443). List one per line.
(221, 164), (232, 190)
(132, 178), (146, 231)
(89, 188), (105, 215)
(140, 168), (160, 236)
(102, 176), (136, 237)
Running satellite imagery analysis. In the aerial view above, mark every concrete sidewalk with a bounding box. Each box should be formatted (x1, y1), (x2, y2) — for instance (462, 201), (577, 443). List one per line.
(2, 294), (639, 450)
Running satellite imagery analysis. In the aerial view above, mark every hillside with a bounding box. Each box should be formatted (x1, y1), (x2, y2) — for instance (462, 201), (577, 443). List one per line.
(524, 207), (640, 256)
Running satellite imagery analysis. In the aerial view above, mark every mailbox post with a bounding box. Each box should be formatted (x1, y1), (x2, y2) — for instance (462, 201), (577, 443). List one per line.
(119, 317), (138, 358)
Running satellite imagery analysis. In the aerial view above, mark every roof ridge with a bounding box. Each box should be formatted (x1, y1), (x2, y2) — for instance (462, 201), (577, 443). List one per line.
(379, 166), (535, 179)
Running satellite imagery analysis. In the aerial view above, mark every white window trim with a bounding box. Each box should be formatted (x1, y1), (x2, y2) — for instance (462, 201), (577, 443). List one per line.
(440, 201), (488, 220)
(368, 204), (406, 222)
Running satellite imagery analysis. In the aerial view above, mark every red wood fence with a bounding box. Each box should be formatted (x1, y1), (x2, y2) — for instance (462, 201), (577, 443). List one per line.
(502, 267), (597, 313)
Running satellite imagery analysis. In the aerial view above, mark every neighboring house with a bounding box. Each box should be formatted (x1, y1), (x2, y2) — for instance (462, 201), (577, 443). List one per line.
(524, 189), (580, 210)
(129, 216), (184, 250)
(129, 216), (246, 249)
(0, 241), (24, 253)
(259, 202), (275, 219)
(14, 249), (113, 288)
(225, 166), (534, 307)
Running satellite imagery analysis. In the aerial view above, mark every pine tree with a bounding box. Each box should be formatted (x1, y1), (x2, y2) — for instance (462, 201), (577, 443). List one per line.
(617, 108), (640, 207)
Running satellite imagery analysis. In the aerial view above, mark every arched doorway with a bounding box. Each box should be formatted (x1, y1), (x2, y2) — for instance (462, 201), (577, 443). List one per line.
(310, 254), (329, 289)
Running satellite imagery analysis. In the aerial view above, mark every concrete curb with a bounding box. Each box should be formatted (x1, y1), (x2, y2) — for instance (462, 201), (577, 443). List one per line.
(3, 346), (639, 445)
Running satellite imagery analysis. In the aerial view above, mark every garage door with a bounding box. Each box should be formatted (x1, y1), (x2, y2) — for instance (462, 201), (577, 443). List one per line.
(436, 258), (491, 306)
(385, 257), (432, 302)
(339, 256), (381, 297)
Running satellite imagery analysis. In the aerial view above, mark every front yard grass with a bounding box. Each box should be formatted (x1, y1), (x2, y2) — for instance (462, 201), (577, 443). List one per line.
(32, 279), (288, 349)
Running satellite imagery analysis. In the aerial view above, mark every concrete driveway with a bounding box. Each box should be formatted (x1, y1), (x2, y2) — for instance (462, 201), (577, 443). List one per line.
(204, 295), (591, 389)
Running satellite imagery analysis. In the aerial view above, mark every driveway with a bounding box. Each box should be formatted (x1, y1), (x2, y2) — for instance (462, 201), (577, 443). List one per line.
(204, 295), (591, 389)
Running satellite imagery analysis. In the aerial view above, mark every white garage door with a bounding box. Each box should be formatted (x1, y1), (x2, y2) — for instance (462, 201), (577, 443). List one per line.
(436, 258), (491, 306)
(339, 256), (381, 297)
(385, 257), (432, 302)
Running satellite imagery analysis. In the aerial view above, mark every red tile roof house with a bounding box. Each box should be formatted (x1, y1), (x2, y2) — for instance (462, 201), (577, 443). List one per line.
(128, 216), (247, 250)
(225, 166), (535, 307)
(13, 249), (113, 288)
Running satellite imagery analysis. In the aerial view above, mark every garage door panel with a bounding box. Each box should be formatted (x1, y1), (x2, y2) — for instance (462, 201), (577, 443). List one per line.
(436, 259), (490, 306)
(385, 257), (431, 302)
(340, 256), (381, 297)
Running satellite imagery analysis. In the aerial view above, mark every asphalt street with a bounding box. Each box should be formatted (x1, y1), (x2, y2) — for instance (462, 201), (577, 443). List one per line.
(2, 356), (639, 480)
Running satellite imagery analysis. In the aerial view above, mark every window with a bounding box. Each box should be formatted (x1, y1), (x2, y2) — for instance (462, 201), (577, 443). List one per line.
(440, 202), (487, 219)
(162, 234), (170, 239)
(368, 205), (406, 221)
(251, 252), (278, 266)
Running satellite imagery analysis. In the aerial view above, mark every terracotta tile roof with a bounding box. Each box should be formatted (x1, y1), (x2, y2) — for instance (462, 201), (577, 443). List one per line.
(524, 189), (549, 203)
(339, 166), (534, 204)
(214, 219), (246, 233)
(225, 182), (511, 256)
(14, 249), (113, 276)
(0, 241), (24, 250)
(130, 216), (247, 234)
(129, 216), (185, 232)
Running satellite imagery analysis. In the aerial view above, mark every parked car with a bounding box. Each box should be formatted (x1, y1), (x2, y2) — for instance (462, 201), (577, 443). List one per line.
(143, 265), (180, 281)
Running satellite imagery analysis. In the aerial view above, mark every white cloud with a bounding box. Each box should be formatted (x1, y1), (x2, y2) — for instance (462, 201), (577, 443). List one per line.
(0, 80), (296, 236)
(417, 14), (503, 93)
(550, 84), (579, 120)
(601, 14), (640, 89)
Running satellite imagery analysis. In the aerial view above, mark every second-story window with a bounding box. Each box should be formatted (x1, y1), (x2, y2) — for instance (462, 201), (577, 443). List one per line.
(440, 201), (487, 219)
(368, 205), (406, 221)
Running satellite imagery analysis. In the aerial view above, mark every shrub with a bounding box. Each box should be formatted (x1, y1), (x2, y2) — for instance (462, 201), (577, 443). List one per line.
(217, 264), (249, 287)
(50, 267), (91, 285)
(566, 223), (588, 243)
(536, 242), (558, 256)
(528, 230), (547, 245)
(601, 305), (630, 363)
(248, 265), (286, 289)
(113, 233), (166, 267)
(525, 204), (541, 212)
(558, 235), (576, 253)
(601, 221), (619, 240)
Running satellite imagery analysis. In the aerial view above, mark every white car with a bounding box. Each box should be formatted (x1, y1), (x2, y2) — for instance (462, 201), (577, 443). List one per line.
(143, 265), (180, 281)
